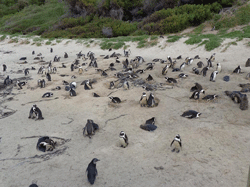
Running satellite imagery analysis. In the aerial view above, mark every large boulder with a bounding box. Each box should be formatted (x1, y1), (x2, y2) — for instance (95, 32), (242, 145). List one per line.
(246, 58), (250, 67)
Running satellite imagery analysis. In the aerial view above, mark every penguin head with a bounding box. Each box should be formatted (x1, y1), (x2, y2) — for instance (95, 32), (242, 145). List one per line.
(92, 158), (100, 164)
(197, 113), (202, 117)
(119, 131), (126, 138)
(165, 77), (169, 80)
(192, 67), (197, 71)
(142, 92), (146, 97)
(109, 96), (113, 100)
(175, 134), (181, 142)
(214, 71), (218, 74)
(150, 93), (154, 98)
(200, 90), (205, 94)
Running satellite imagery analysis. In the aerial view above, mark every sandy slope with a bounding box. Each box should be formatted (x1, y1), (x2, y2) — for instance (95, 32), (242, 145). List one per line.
(0, 36), (250, 187)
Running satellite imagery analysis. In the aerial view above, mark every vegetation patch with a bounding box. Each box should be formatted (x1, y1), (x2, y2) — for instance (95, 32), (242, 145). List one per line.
(167, 35), (182, 42)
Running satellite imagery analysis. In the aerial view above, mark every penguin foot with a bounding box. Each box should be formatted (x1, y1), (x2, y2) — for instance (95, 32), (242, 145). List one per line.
(171, 149), (175, 152)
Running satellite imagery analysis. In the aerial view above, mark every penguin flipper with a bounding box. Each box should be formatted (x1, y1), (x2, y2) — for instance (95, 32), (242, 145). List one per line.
(179, 142), (182, 148)
(170, 140), (174, 147)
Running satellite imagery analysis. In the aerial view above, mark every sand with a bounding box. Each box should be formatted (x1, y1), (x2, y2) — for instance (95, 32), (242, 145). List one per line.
(0, 36), (249, 187)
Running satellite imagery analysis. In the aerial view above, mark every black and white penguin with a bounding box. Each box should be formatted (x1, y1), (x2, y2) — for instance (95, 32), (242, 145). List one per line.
(16, 80), (27, 89)
(140, 117), (157, 131)
(136, 69), (144, 74)
(69, 88), (76, 96)
(28, 105), (44, 120)
(41, 79), (45, 88)
(172, 68), (180, 72)
(46, 73), (51, 81)
(123, 80), (129, 90)
(165, 77), (177, 84)
(202, 94), (218, 101)
(186, 58), (193, 65)
(110, 81), (115, 90)
(93, 93), (100, 97)
(233, 65), (241, 73)
(146, 74), (153, 81)
(70, 82), (76, 90)
(42, 92), (53, 98)
(201, 66), (209, 77)
(71, 64), (74, 71)
(170, 134), (182, 153)
(181, 110), (201, 119)
(104, 55), (109, 59)
(32, 51), (35, 55)
(86, 158), (100, 185)
(56, 86), (61, 90)
(180, 62), (185, 71)
(29, 183), (38, 187)
(147, 93), (156, 107)
(142, 85), (154, 91)
(83, 119), (98, 138)
(139, 92), (147, 107)
(109, 96), (121, 103)
(63, 80), (69, 85)
(19, 57), (27, 60)
(190, 82), (204, 93)
(62, 63), (66, 68)
(4, 75), (12, 85)
(84, 80), (92, 90)
(119, 131), (129, 148)
(101, 70), (108, 77)
(197, 61), (204, 68)
(3, 64), (7, 71)
(176, 55), (182, 59)
(64, 52), (68, 58)
(162, 64), (169, 75)
(190, 91), (200, 100)
(36, 136), (55, 152)
(216, 63), (222, 73)
(24, 68), (29, 76)
(50, 48), (53, 53)
(178, 73), (188, 78)
(210, 71), (218, 82)
(194, 55), (200, 59)
(192, 67), (199, 75)
(145, 64), (154, 71)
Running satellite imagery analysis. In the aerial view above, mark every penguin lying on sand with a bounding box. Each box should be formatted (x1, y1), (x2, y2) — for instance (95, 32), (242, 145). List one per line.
(140, 117), (157, 131)
(181, 110), (201, 119)
(83, 119), (99, 138)
(36, 136), (56, 152)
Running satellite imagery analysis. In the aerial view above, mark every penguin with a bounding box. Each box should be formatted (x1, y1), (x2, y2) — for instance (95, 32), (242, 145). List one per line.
(104, 55), (109, 59)
(70, 82), (76, 90)
(101, 70), (108, 77)
(200, 66), (209, 77)
(50, 48), (53, 53)
(29, 183), (38, 187)
(233, 65), (241, 73)
(109, 81), (115, 90)
(24, 68), (29, 76)
(209, 53), (216, 62)
(28, 105), (37, 119)
(181, 110), (201, 119)
(37, 53), (42, 56)
(63, 80), (69, 85)
(83, 119), (98, 138)
(78, 67), (83, 74)
(210, 71), (218, 82)
(216, 63), (222, 73)
(123, 80), (129, 90)
(19, 57), (27, 60)
(180, 62), (185, 71)
(142, 85), (154, 91)
(147, 93), (156, 107)
(178, 73), (188, 78)
(186, 58), (193, 65)
(109, 96), (121, 103)
(84, 80), (92, 90)
(140, 117), (157, 131)
(36, 136), (55, 152)
(162, 64), (169, 75)
(167, 56), (173, 65)
(190, 83), (204, 93)
(194, 55), (200, 59)
(170, 134), (182, 153)
(145, 64), (154, 70)
(165, 77), (177, 84)
(207, 59), (213, 67)
(64, 52), (68, 58)
(16, 80), (27, 89)
(42, 92), (53, 98)
(4, 75), (12, 85)
(32, 51), (35, 55)
(56, 86), (61, 90)
(93, 93), (100, 97)
(65, 86), (70, 91)
(176, 55), (182, 59)
(71, 64), (74, 71)
(172, 68), (180, 72)
(62, 63), (66, 68)
(190, 91), (200, 100)
(46, 73), (51, 81)
(28, 105), (44, 120)
(119, 131), (128, 148)
(71, 75), (77, 79)
(192, 67), (199, 75)
(146, 74), (153, 81)
(139, 92), (147, 107)
(3, 64), (7, 72)
(86, 158), (100, 185)
(136, 69), (144, 74)
(197, 61), (204, 68)
(69, 88), (76, 96)
(202, 94), (218, 101)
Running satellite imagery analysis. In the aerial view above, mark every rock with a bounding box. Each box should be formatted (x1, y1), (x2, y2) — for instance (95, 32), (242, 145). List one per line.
(245, 58), (250, 67)
(223, 76), (230, 82)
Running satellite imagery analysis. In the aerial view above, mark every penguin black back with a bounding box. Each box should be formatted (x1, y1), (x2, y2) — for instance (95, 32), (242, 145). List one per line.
(86, 158), (100, 185)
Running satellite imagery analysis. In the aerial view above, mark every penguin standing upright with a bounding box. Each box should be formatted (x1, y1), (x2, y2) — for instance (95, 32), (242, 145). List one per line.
(170, 134), (182, 153)
(162, 64), (169, 75)
(216, 63), (222, 72)
(86, 158), (100, 185)
(180, 62), (185, 71)
(24, 68), (29, 76)
(50, 48), (53, 53)
(123, 80), (129, 90)
(233, 65), (241, 73)
(3, 64), (7, 72)
(28, 105), (44, 120)
(139, 92), (147, 107)
(69, 88), (76, 96)
(83, 119), (96, 138)
(64, 52), (68, 58)
(210, 71), (218, 82)
(119, 131), (128, 148)
(110, 81), (115, 89)
(46, 73), (51, 81)
(147, 93), (156, 107)
(84, 80), (92, 90)
(71, 64), (74, 71)
(201, 66), (209, 77)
